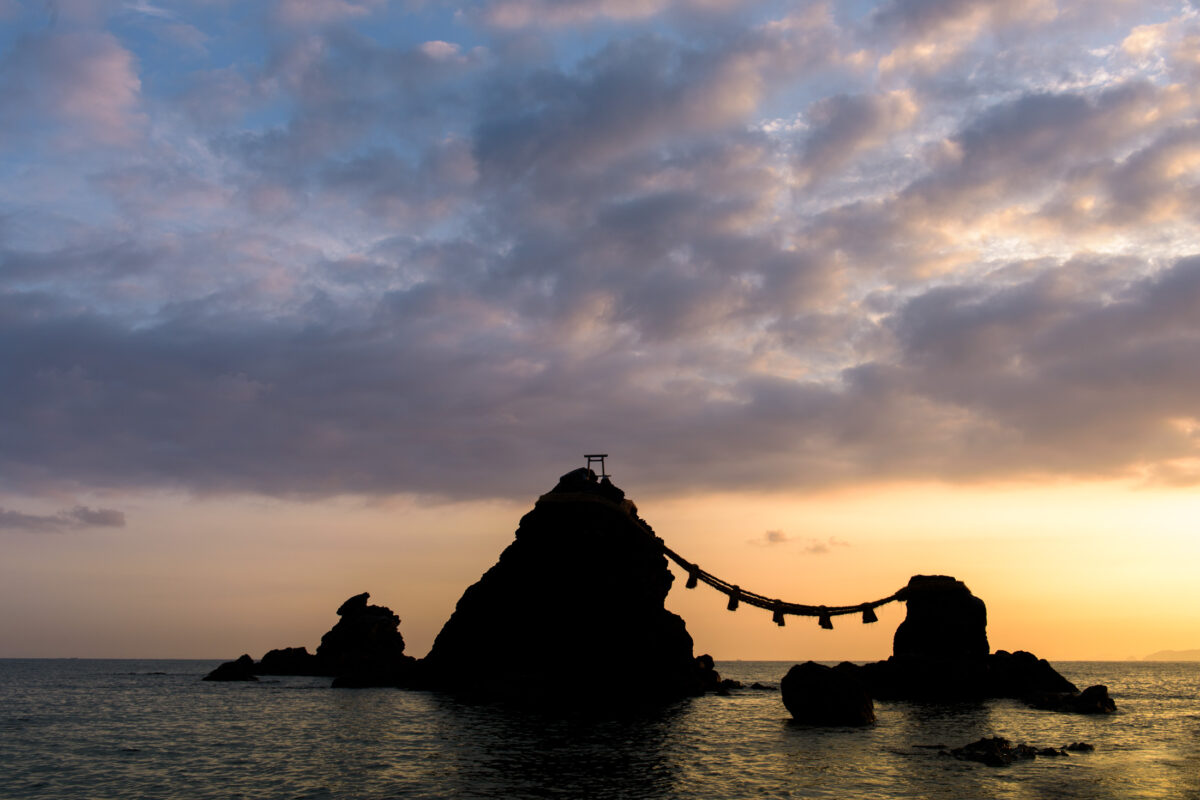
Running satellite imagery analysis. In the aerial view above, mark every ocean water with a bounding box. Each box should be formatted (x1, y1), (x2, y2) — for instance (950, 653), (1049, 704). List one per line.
(1, 660), (1198, 799)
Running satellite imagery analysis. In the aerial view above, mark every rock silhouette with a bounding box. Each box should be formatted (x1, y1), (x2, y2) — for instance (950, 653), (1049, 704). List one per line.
(202, 654), (258, 681)
(420, 468), (714, 705)
(781, 661), (875, 726)
(204, 592), (416, 686)
(817, 575), (1106, 709)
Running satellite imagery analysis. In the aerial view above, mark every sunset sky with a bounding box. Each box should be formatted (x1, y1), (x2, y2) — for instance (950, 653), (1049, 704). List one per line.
(2, 0), (1199, 662)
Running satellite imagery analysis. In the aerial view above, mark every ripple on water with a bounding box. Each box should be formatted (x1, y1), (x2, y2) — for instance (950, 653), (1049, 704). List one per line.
(1, 660), (1198, 799)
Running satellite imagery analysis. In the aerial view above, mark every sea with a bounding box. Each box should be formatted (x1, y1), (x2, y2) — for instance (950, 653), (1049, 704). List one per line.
(1, 659), (1197, 800)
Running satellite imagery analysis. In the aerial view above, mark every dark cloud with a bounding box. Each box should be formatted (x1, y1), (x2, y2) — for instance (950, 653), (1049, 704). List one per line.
(0, 505), (125, 533)
(1, 1), (1197, 502)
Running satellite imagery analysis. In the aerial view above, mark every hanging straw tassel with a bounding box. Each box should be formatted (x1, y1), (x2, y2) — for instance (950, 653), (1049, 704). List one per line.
(818, 607), (833, 630)
(861, 605), (878, 624)
(726, 586), (741, 611)
(772, 604), (786, 626)
(685, 565), (700, 589)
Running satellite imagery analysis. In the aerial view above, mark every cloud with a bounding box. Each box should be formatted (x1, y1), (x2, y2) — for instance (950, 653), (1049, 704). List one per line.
(0, 505), (126, 533)
(0, 31), (144, 146)
(274, 0), (389, 26)
(802, 536), (850, 555)
(1, 1), (1198, 505)
(749, 531), (851, 553)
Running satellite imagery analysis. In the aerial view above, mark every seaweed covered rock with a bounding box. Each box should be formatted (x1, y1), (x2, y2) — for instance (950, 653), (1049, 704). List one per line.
(781, 661), (875, 726)
(420, 470), (711, 706)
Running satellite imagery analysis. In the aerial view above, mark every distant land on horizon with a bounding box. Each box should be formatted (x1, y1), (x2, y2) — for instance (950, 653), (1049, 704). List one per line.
(1142, 649), (1200, 661)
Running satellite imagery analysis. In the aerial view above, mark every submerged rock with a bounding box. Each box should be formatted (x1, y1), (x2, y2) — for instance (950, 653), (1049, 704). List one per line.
(420, 470), (712, 706)
(203, 654), (258, 682)
(781, 661), (875, 726)
(948, 736), (1040, 767)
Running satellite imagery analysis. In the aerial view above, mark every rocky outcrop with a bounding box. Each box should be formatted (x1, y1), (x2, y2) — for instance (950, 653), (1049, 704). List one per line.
(257, 646), (322, 675)
(419, 469), (713, 706)
(1028, 684), (1117, 714)
(781, 661), (875, 726)
(947, 737), (1072, 767)
(893, 575), (988, 659)
(832, 575), (1105, 709)
(204, 593), (417, 686)
(318, 592), (417, 687)
(203, 654), (258, 681)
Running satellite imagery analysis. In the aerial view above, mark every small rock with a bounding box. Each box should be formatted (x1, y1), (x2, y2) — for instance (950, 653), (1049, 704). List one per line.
(949, 736), (1038, 767)
(203, 654), (258, 682)
(1028, 684), (1116, 714)
(1066, 742), (1095, 752)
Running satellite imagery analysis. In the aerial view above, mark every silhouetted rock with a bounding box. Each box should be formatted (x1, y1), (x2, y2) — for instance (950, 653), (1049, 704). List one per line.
(1028, 684), (1116, 714)
(316, 592), (417, 687)
(207, 593), (417, 686)
(420, 472), (712, 706)
(256, 646), (322, 676)
(893, 575), (988, 659)
(781, 661), (875, 726)
(203, 654), (258, 682)
(839, 575), (1091, 705)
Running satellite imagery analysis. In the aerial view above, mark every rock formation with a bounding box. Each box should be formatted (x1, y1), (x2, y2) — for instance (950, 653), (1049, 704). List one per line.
(203, 592), (416, 687)
(781, 661), (875, 726)
(202, 654), (258, 681)
(419, 468), (714, 706)
(784, 575), (1114, 712)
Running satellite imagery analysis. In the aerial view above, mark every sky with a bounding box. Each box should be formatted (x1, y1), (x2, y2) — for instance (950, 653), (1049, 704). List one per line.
(2, 0), (1199, 661)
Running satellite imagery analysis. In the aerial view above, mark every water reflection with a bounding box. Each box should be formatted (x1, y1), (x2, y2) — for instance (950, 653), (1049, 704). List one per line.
(424, 692), (685, 798)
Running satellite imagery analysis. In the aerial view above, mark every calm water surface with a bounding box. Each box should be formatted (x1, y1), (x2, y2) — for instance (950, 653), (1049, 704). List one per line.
(2, 660), (1198, 799)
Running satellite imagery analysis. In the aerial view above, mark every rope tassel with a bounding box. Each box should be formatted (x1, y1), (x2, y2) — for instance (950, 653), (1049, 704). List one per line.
(818, 607), (833, 630)
(772, 604), (786, 626)
(685, 565), (700, 589)
(861, 605), (878, 624)
(726, 586), (741, 612)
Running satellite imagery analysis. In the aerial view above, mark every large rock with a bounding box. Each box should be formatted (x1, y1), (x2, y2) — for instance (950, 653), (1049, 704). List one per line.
(317, 592), (417, 687)
(893, 575), (988, 659)
(781, 661), (875, 726)
(840, 575), (1094, 706)
(420, 470), (711, 706)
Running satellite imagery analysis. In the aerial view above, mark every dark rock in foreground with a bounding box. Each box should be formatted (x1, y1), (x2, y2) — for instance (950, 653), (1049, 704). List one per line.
(420, 469), (713, 706)
(781, 661), (875, 726)
(203, 654), (258, 682)
(835, 575), (1104, 708)
(1028, 684), (1117, 714)
(947, 736), (1093, 767)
